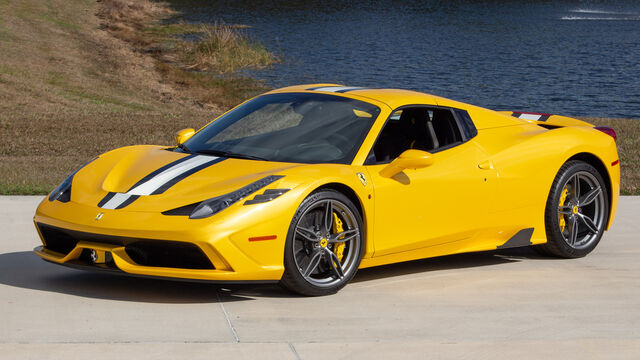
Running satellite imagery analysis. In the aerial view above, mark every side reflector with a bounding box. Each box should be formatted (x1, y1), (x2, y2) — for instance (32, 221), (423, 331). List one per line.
(611, 160), (619, 166)
(248, 235), (277, 242)
(594, 126), (617, 142)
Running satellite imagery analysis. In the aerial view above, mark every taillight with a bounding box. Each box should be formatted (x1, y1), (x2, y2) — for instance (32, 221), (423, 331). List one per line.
(594, 126), (617, 142)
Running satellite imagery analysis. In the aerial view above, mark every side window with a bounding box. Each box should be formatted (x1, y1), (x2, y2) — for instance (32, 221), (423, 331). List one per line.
(455, 109), (478, 139)
(366, 106), (465, 165)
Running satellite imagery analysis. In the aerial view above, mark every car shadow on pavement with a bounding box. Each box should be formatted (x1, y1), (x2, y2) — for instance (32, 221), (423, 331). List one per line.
(0, 247), (548, 303)
(0, 251), (248, 303)
(352, 246), (548, 283)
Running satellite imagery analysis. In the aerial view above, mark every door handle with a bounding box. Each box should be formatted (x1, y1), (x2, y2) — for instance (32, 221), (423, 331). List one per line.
(478, 160), (494, 170)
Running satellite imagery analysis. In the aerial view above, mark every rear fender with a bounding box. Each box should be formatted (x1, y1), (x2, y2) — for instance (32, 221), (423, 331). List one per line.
(482, 125), (618, 241)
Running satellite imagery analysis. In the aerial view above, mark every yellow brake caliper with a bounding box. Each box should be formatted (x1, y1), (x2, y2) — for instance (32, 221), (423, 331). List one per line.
(332, 212), (346, 262)
(559, 186), (569, 231)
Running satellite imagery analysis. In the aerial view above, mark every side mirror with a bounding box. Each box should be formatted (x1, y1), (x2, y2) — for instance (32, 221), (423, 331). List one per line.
(380, 149), (434, 178)
(175, 128), (195, 146)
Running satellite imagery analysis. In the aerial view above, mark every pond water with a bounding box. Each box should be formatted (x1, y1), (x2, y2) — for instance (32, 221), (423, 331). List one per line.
(169, 0), (640, 118)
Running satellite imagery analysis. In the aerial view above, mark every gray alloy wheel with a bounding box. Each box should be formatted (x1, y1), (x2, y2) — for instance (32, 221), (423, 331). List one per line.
(280, 190), (364, 296)
(557, 171), (607, 249)
(538, 160), (609, 258)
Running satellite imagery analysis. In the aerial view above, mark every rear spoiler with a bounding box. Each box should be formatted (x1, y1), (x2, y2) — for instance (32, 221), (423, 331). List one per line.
(498, 111), (594, 128)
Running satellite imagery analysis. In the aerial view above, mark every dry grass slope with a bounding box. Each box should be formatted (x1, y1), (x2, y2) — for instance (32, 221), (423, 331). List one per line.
(0, 0), (270, 194)
(97, 0), (274, 108)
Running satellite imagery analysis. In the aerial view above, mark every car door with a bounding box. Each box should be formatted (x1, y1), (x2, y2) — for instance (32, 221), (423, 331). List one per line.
(364, 106), (496, 257)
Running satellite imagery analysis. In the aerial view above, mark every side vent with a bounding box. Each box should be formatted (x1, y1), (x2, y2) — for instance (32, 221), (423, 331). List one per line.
(162, 202), (200, 216)
(244, 189), (290, 205)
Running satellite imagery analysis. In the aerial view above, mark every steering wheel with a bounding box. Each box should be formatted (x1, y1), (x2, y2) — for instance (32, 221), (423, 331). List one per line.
(327, 133), (352, 152)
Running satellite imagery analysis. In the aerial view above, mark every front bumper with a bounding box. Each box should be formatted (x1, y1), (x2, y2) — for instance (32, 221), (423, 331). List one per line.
(37, 249), (277, 284)
(34, 197), (294, 282)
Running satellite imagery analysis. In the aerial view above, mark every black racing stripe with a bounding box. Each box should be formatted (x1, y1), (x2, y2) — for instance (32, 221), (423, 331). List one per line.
(115, 195), (140, 209)
(150, 157), (226, 195)
(126, 154), (197, 192)
(511, 112), (523, 118)
(306, 86), (327, 90)
(538, 115), (550, 122)
(97, 192), (117, 208)
(335, 87), (368, 93)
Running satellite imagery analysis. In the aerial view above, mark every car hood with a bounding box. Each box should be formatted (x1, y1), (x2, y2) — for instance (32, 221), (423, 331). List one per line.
(71, 146), (302, 212)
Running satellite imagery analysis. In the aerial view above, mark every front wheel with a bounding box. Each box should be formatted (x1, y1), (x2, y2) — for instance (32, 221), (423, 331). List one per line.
(280, 190), (364, 296)
(538, 160), (609, 258)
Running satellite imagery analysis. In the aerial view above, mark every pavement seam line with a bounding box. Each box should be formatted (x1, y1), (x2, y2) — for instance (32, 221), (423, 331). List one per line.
(288, 342), (302, 360)
(217, 290), (240, 343)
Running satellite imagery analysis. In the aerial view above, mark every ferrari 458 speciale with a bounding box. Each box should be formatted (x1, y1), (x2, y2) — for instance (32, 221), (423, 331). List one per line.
(34, 84), (619, 295)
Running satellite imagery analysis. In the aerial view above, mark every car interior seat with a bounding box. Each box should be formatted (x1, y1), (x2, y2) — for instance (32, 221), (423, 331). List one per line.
(373, 108), (437, 162)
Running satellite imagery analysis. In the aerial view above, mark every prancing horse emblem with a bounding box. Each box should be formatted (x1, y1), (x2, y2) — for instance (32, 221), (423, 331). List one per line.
(357, 172), (367, 186)
(95, 212), (104, 221)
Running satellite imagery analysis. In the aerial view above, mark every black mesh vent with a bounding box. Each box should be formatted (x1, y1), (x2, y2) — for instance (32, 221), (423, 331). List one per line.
(37, 223), (79, 255)
(35, 223), (214, 270)
(125, 241), (214, 269)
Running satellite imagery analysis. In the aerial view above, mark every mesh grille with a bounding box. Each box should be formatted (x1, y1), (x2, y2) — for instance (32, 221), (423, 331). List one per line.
(37, 224), (78, 255)
(36, 223), (214, 270)
(125, 241), (215, 269)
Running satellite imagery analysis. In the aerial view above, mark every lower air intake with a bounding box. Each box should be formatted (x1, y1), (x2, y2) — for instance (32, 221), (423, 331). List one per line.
(125, 241), (215, 269)
(37, 224), (78, 255)
(35, 223), (215, 270)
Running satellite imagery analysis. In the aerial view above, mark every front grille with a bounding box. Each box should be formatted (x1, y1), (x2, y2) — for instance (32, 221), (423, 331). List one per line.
(37, 224), (78, 255)
(36, 223), (215, 270)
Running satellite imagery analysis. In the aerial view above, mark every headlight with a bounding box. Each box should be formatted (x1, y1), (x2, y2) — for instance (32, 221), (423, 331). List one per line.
(189, 175), (285, 219)
(48, 158), (97, 203)
(48, 173), (74, 202)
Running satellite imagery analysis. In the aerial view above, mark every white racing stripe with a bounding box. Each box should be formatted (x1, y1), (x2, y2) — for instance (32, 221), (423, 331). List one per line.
(311, 86), (364, 92)
(519, 113), (543, 121)
(100, 193), (133, 210)
(127, 155), (217, 196)
(99, 155), (219, 210)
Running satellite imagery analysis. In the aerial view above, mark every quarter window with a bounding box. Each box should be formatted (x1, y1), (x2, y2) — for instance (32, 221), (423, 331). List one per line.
(455, 109), (478, 139)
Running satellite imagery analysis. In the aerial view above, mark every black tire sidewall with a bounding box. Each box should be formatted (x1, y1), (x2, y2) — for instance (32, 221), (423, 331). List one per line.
(280, 190), (365, 296)
(544, 161), (609, 258)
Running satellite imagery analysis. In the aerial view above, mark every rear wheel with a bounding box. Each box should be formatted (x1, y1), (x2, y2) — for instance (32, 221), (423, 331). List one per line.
(280, 190), (364, 296)
(538, 160), (609, 258)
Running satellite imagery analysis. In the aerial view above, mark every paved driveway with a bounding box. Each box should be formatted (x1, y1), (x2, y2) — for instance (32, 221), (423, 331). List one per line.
(1, 196), (638, 359)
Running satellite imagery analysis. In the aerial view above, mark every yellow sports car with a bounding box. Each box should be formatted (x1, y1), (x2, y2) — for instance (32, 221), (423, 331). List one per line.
(34, 84), (620, 295)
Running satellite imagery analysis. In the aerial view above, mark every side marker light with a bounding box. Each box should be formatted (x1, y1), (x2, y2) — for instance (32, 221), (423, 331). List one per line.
(248, 235), (277, 242)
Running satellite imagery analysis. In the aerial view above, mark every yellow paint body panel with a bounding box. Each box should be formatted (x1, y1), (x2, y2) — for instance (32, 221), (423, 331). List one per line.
(34, 84), (620, 282)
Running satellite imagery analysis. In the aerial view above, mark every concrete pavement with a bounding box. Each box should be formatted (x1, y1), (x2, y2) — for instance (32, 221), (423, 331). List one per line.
(1, 196), (638, 359)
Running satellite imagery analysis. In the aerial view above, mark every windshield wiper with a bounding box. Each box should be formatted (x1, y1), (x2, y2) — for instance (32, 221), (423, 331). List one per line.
(194, 149), (268, 161)
(177, 143), (192, 153)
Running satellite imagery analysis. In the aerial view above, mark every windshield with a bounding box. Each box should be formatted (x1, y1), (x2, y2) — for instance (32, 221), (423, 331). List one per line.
(182, 93), (380, 164)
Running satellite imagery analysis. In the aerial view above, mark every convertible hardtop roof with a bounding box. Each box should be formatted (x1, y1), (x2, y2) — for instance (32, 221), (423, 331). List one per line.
(268, 84), (530, 129)
(268, 84), (438, 110)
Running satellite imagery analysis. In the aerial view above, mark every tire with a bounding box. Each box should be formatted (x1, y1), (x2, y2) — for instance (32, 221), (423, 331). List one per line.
(537, 160), (609, 258)
(280, 190), (364, 296)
